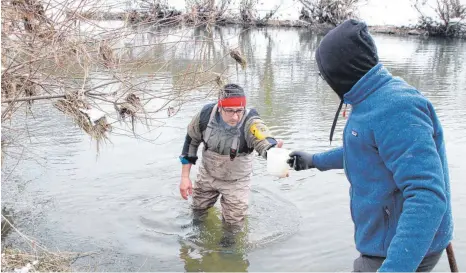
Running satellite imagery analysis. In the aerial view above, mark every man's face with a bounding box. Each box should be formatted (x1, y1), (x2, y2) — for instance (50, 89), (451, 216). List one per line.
(220, 107), (245, 126)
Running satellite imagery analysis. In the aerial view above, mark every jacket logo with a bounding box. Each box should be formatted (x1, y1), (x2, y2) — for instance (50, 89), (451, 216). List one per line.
(352, 130), (358, 137)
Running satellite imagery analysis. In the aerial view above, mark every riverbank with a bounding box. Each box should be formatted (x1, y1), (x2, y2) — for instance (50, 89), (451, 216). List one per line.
(77, 11), (464, 39)
(1, 213), (84, 272)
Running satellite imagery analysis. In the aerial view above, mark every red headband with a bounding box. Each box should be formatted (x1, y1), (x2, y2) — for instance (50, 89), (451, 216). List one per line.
(218, 96), (246, 107)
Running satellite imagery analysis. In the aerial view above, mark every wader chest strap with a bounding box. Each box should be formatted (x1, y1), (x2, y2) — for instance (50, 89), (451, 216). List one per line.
(230, 109), (249, 161)
(203, 104), (249, 161)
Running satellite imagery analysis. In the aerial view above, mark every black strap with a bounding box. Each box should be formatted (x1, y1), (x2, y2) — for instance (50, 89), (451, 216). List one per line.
(329, 100), (344, 144)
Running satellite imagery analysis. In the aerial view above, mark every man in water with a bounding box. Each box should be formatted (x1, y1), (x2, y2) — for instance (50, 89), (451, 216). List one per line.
(179, 83), (283, 233)
(287, 19), (453, 272)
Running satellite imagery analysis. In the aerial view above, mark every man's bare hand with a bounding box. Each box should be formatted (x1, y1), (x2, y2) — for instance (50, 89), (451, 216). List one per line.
(277, 139), (284, 148)
(180, 177), (193, 200)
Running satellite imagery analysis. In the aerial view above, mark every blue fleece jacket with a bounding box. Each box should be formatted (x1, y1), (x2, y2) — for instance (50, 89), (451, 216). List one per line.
(313, 63), (453, 272)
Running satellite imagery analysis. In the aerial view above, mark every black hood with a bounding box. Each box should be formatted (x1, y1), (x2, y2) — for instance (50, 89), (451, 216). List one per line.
(316, 19), (379, 99)
(315, 19), (379, 143)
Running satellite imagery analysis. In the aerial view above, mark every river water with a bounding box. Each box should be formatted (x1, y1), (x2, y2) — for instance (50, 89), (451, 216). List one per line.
(2, 25), (466, 271)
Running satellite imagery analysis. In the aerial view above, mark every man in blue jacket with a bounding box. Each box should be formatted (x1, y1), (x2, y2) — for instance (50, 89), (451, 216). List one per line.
(287, 19), (453, 272)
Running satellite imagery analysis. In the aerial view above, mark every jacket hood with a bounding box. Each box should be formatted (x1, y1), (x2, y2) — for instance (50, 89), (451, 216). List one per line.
(315, 19), (379, 143)
(315, 19), (379, 99)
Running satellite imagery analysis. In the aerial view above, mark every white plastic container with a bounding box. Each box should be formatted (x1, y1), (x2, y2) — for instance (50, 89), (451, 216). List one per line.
(267, 147), (291, 178)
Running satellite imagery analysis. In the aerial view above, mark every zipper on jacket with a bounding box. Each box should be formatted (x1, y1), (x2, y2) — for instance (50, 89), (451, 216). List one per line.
(342, 122), (356, 239)
(383, 206), (390, 251)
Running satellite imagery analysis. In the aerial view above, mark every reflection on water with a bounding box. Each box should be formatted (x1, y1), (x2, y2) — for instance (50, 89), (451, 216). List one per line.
(178, 207), (250, 272)
(2, 24), (466, 272)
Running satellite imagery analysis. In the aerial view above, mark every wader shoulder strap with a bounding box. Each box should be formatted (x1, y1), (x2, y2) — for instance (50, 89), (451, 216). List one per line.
(203, 104), (218, 149)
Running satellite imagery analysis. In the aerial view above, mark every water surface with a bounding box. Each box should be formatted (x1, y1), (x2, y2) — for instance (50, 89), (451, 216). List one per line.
(2, 26), (466, 271)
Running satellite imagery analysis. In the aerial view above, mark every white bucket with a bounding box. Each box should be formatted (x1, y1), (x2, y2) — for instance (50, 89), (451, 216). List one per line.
(266, 147), (291, 178)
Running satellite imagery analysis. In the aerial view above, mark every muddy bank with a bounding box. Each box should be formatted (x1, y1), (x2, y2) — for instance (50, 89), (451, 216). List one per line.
(368, 25), (429, 37)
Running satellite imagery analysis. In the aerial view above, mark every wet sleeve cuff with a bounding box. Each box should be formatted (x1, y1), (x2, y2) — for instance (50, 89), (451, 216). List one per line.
(266, 137), (277, 146)
(179, 155), (198, 165)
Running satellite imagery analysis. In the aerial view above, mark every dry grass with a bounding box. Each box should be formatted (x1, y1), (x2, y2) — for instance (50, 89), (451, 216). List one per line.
(239, 0), (280, 25)
(1, 73), (38, 105)
(185, 0), (231, 24)
(299, 0), (364, 26)
(1, 0), (241, 158)
(116, 93), (142, 119)
(53, 93), (111, 152)
(1, 214), (96, 272)
(230, 48), (247, 70)
(413, 0), (466, 37)
(114, 93), (143, 132)
(1, 248), (81, 272)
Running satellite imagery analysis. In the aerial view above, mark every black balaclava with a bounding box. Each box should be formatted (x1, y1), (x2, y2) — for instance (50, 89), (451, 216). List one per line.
(315, 19), (379, 143)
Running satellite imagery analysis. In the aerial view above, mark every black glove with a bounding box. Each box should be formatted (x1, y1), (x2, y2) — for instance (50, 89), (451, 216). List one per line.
(287, 151), (315, 171)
